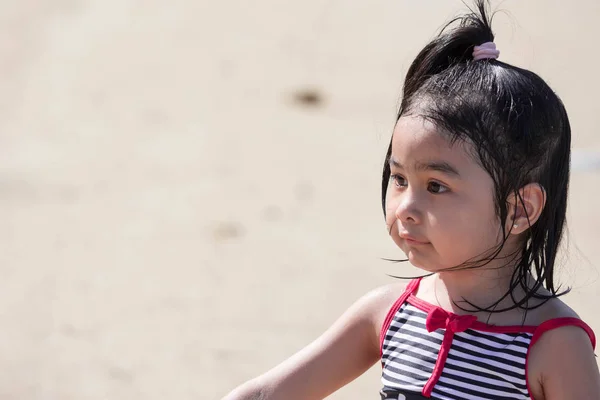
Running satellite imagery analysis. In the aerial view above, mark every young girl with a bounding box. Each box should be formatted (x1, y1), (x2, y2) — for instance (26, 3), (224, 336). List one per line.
(223, 1), (600, 399)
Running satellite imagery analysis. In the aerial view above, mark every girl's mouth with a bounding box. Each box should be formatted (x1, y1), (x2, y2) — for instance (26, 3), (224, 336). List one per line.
(399, 232), (430, 245)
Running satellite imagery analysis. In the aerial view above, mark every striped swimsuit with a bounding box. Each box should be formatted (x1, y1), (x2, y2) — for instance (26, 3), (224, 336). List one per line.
(379, 278), (596, 400)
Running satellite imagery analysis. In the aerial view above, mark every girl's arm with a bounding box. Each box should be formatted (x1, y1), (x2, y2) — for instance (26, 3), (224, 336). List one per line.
(528, 324), (600, 400)
(222, 284), (402, 400)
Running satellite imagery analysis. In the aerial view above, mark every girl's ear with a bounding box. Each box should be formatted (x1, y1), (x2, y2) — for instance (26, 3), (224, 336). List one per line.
(506, 183), (546, 235)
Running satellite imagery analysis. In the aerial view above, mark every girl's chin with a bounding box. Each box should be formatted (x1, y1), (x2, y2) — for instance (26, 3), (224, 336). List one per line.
(405, 251), (446, 272)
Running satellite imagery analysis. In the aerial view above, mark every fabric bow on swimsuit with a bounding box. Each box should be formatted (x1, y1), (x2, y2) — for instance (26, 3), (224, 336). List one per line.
(425, 307), (477, 333)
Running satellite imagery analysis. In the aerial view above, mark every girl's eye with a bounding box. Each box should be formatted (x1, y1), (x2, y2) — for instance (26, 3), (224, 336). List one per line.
(390, 174), (407, 188)
(428, 181), (449, 194)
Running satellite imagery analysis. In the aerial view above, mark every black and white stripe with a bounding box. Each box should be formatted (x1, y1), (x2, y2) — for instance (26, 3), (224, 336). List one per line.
(381, 302), (533, 400)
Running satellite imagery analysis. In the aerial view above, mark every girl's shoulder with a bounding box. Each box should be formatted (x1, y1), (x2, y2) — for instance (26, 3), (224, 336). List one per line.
(358, 281), (411, 336)
(526, 298), (599, 399)
(354, 281), (409, 336)
(362, 281), (409, 311)
(526, 296), (580, 325)
(366, 281), (410, 304)
(524, 296), (594, 347)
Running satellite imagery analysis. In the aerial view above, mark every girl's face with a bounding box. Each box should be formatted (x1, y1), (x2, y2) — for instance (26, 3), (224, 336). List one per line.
(385, 116), (504, 272)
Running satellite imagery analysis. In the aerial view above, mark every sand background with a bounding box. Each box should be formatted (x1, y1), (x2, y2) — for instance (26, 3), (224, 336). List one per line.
(1, 0), (599, 399)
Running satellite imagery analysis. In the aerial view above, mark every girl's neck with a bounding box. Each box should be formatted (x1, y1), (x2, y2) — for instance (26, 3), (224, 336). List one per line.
(424, 265), (525, 315)
(424, 241), (532, 315)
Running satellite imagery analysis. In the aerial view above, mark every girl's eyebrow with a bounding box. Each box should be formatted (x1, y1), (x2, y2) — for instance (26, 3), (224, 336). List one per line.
(389, 157), (461, 177)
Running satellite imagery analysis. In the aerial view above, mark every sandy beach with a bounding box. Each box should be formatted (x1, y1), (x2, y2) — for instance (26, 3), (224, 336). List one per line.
(1, 0), (599, 398)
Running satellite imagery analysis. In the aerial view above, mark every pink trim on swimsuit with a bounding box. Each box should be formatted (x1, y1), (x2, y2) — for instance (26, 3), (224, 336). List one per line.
(379, 278), (596, 399)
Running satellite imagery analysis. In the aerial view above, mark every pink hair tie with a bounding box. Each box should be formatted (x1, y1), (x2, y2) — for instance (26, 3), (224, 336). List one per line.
(472, 42), (500, 61)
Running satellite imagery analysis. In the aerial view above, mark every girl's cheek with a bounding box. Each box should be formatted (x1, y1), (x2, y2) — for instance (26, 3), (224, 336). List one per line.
(385, 208), (402, 245)
(385, 198), (398, 224)
(385, 214), (394, 231)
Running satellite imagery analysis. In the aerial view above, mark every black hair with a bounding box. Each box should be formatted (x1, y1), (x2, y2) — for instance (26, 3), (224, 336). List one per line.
(381, 0), (571, 312)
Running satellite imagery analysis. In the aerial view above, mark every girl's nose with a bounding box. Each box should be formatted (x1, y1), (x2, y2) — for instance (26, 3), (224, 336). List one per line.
(395, 190), (421, 224)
